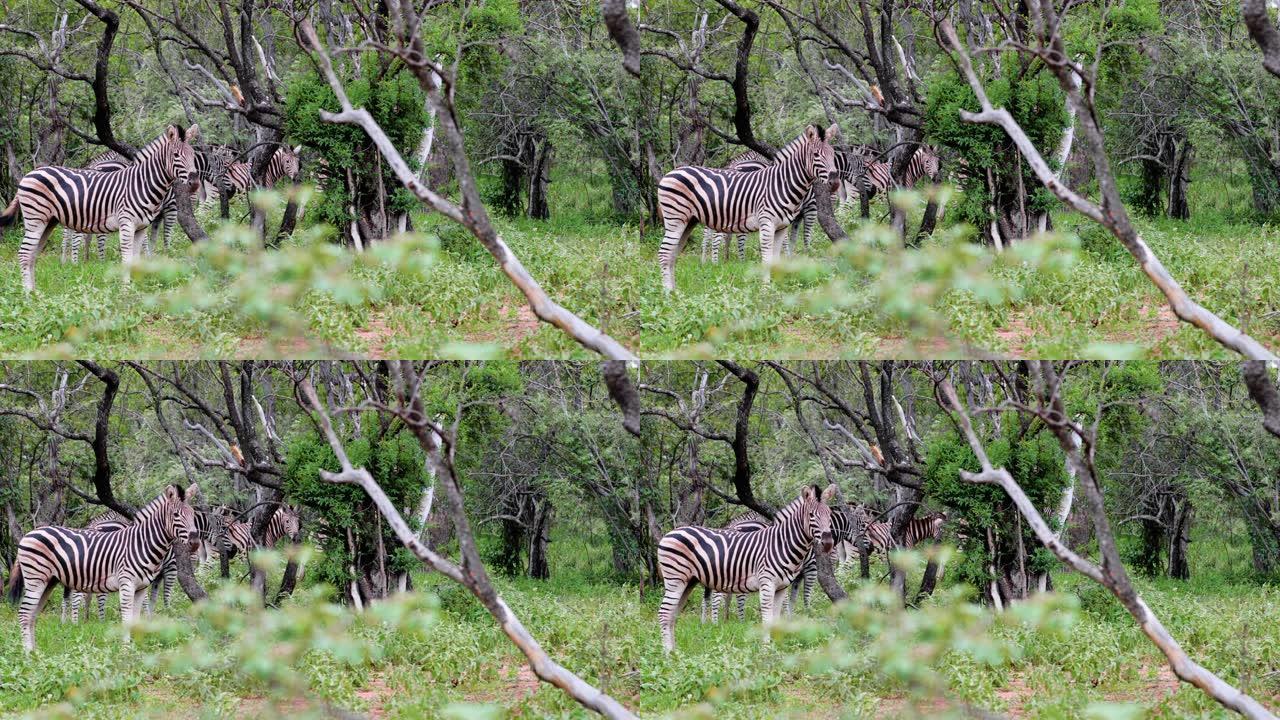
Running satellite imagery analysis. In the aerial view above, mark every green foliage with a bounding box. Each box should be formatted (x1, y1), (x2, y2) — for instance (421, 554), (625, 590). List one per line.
(925, 62), (1067, 229)
(285, 423), (430, 587)
(285, 61), (429, 230)
(926, 420), (1067, 588)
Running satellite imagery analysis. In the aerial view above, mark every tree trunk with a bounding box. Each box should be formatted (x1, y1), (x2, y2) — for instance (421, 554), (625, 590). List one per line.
(528, 138), (552, 221)
(528, 498), (552, 580)
(916, 559), (939, 602)
(1168, 140), (1192, 220)
(1168, 500), (1191, 581)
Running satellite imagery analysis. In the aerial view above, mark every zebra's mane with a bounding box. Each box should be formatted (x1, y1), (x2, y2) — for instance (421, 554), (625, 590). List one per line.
(774, 126), (825, 164)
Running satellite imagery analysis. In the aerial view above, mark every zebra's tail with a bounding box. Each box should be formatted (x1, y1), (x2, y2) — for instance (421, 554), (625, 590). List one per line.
(5, 561), (21, 605)
(0, 196), (18, 228)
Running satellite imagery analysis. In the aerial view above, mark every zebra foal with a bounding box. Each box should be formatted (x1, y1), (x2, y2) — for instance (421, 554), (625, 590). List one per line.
(657, 484), (837, 652)
(657, 124), (840, 291)
(7, 484), (199, 652)
(0, 124), (201, 292)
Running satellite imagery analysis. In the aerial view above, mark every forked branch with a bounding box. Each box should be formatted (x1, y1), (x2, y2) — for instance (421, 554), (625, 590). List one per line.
(938, 19), (1275, 361)
(300, 377), (638, 720)
(297, 21), (635, 361)
(939, 375), (1276, 720)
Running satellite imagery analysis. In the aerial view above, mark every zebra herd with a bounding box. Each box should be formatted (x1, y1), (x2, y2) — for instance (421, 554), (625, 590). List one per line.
(0, 123), (302, 292)
(658, 485), (948, 652)
(661, 123), (942, 291)
(5, 483), (302, 653)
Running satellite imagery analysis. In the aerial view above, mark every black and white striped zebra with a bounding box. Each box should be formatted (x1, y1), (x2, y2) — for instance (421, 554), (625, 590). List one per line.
(0, 124), (201, 292)
(62, 150), (130, 264)
(65, 510), (130, 623)
(783, 150), (868, 255)
(854, 511), (947, 561)
(146, 505), (255, 611)
(844, 145), (939, 207)
(657, 484), (837, 652)
(148, 504), (298, 611)
(657, 124), (840, 291)
(700, 150), (771, 263)
(786, 502), (871, 612)
(7, 484), (199, 652)
(702, 510), (769, 622)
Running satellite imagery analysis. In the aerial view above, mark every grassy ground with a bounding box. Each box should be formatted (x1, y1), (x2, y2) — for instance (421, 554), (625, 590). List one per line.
(1, 531), (1276, 719)
(0, 174), (1275, 359)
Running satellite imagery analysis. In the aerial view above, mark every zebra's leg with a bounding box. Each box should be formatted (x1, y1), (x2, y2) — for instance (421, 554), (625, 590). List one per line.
(736, 593), (746, 620)
(803, 207), (816, 251)
(659, 577), (696, 653)
(71, 591), (83, 623)
(658, 221), (697, 292)
(19, 220), (57, 293)
(712, 233), (724, 263)
(60, 231), (70, 264)
(787, 582), (801, 615)
(804, 563), (817, 609)
(711, 592), (723, 622)
(785, 222), (799, 257)
(118, 219), (138, 279)
(20, 577), (57, 653)
(759, 580), (778, 643)
(96, 593), (106, 620)
(163, 203), (177, 250)
(96, 234), (106, 261)
(700, 587), (708, 623)
(119, 581), (138, 643)
(736, 233), (746, 260)
(147, 580), (161, 615)
(700, 228), (711, 263)
(758, 220), (778, 282)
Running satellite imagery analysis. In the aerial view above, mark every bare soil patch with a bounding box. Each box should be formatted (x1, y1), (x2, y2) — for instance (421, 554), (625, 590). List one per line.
(354, 674), (395, 719)
(353, 312), (394, 358)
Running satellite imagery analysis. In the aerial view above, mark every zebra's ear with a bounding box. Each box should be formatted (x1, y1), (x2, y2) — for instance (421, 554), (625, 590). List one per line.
(186, 124), (201, 143)
(825, 124), (841, 142)
(164, 484), (183, 502)
(185, 483), (201, 501)
(820, 484), (839, 504)
(804, 124), (820, 143)
(801, 484), (818, 503)
(292, 145), (302, 155)
(166, 125), (181, 143)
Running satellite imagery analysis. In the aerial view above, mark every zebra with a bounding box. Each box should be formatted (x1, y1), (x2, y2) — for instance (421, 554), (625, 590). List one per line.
(783, 150), (869, 255)
(701, 150), (771, 263)
(65, 510), (130, 623)
(702, 510), (769, 623)
(62, 150), (131, 263)
(786, 502), (871, 613)
(7, 484), (199, 652)
(842, 145), (939, 208)
(657, 484), (837, 652)
(853, 511), (947, 564)
(148, 503), (298, 612)
(657, 123), (840, 291)
(146, 505), (254, 611)
(0, 124), (201, 292)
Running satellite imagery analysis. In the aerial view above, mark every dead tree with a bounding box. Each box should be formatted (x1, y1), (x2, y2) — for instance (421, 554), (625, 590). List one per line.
(297, 18), (634, 360)
(299, 366), (637, 719)
(938, 18), (1275, 361)
(939, 364), (1276, 720)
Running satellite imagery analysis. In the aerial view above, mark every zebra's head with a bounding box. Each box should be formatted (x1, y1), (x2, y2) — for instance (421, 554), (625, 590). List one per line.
(162, 124), (202, 195)
(802, 124), (841, 194)
(278, 504), (301, 541)
(277, 146), (302, 182)
(159, 483), (201, 554)
(918, 146), (941, 182)
(799, 484), (838, 554)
